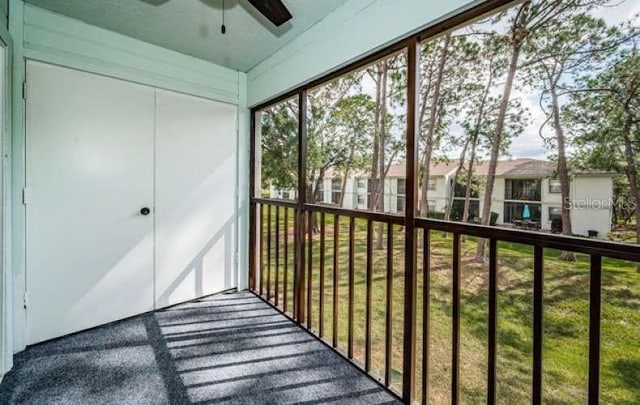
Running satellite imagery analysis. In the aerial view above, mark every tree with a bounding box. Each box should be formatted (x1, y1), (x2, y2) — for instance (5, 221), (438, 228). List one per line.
(569, 38), (640, 268)
(456, 34), (506, 225)
(418, 34), (474, 217)
(307, 74), (362, 209)
(332, 94), (376, 207)
(368, 55), (406, 249)
(524, 13), (621, 261)
(260, 99), (299, 196)
(475, 0), (608, 261)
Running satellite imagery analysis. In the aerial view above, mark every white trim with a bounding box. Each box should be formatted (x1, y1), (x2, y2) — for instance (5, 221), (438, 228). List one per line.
(0, 10), (11, 380)
(236, 72), (249, 290)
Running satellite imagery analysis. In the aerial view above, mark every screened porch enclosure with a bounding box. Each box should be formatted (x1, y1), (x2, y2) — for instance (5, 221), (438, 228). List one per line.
(249, 0), (640, 403)
(0, 0), (639, 404)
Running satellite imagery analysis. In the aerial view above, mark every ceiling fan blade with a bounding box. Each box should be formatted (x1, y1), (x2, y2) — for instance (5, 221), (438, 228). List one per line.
(247, 0), (292, 27)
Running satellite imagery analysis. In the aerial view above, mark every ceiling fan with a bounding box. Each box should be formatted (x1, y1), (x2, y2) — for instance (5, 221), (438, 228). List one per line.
(141, 0), (292, 28)
(247, 0), (292, 27)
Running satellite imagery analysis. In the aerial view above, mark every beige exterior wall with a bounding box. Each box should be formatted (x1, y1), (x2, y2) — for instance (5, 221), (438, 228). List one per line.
(541, 178), (563, 204)
(570, 176), (613, 238)
(416, 176), (448, 213)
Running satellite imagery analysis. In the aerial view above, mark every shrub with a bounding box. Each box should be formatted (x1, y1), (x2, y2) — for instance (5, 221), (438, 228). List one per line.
(427, 211), (445, 220)
(490, 211), (499, 226)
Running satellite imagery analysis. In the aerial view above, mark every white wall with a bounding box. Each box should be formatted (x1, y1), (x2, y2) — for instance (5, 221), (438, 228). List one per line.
(0, 13), (10, 381)
(247, 0), (481, 107)
(384, 178), (395, 213)
(541, 178), (562, 205)
(571, 176), (613, 238)
(8, 1), (245, 355)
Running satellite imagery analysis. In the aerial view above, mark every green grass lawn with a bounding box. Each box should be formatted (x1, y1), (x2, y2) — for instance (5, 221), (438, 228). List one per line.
(259, 210), (640, 404)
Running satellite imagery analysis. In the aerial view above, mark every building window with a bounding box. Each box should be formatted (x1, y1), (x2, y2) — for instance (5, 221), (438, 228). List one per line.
(549, 179), (562, 194)
(357, 178), (366, 189)
(505, 179), (542, 201)
(451, 199), (479, 221)
(504, 202), (542, 223)
(397, 179), (406, 213)
(428, 178), (436, 191)
(331, 179), (342, 205)
(358, 194), (365, 205)
(549, 206), (562, 220)
(428, 200), (436, 212)
(454, 179), (480, 198)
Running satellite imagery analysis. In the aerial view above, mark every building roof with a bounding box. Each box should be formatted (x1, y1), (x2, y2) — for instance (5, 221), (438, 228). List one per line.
(474, 158), (557, 177)
(323, 158), (613, 179)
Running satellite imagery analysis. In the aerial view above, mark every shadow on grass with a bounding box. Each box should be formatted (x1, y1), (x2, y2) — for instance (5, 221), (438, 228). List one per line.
(611, 359), (640, 404)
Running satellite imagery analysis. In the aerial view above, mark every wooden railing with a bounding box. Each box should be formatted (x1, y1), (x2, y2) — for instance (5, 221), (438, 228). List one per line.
(250, 198), (640, 405)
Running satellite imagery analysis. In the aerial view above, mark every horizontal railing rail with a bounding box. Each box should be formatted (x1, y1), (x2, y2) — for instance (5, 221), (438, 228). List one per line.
(302, 203), (405, 225)
(252, 197), (297, 209)
(416, 217), (640, 262)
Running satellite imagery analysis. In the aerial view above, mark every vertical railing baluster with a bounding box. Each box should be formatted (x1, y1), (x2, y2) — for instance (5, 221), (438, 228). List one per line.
(385, 223), (394, 387)
(293, 211), (298, 318)
(533, 245), (544, 405)
(333, 214), (340, 348)
(284, 208), (289, 313)
(267, 205), (272, 301)
(588, 254), (602, 405)
(319, 213), (326, 337)
(250, 202), (256, 292)
(488, 238), (498, 405)
(365, 219), (373, 372)
(296, 208), (306, 323)
(275, 206), (280, 307)
(259, 204), (264, 297)
(452, 233), (461, 405)
(249, 111), (257, 292)
(307, 211), (313, 329)
(348, 217), (356, 359)
(422, 229), (430, 405)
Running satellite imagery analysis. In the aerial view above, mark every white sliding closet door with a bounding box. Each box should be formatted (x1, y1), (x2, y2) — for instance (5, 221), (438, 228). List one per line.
(154, 90), (237, 308)
(25, 62), (156, 344)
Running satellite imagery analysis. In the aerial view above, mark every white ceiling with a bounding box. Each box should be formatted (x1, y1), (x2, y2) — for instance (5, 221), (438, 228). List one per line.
(25, 0), (348, 72)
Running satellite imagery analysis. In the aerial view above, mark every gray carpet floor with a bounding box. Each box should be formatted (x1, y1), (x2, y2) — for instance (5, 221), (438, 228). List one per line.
(0, 291), (400, 405)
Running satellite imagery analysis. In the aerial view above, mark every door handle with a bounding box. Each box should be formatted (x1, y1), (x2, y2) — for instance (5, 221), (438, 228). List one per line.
(140, 207), (151, 216)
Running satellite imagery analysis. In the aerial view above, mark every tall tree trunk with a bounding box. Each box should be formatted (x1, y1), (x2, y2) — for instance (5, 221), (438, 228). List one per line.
(339, 176), (349, 208)
(462, 137), (479, 224)
(310, 169), (326, 232)
(476, 3), (528, 262)
(370, 65), (383, 211)
(444, 139), (471, 222)
(550, 85), (576, 261)
(375, 62), (389, 250)
(420, 34), (452, 217)
(462, 71), (492, 225)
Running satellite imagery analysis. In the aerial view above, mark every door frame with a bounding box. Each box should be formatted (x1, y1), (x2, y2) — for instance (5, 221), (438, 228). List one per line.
(0, 22), (13, 380)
